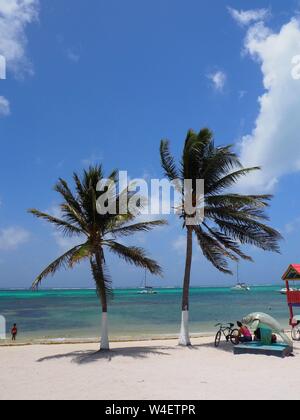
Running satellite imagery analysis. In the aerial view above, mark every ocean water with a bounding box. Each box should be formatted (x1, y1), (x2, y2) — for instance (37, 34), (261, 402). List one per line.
(0, 287), (291, 342)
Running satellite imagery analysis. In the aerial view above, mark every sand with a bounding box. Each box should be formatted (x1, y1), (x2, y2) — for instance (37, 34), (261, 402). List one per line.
(1, 336), (300, 400)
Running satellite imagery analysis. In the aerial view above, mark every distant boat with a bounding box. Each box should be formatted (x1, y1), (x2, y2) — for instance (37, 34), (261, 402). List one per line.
(231, 283), (251, 292)
(279, 287), (297, 295)
(138, 270), (157, 295)
(231, 263), (250, 291)
(138, 287), (157, 295)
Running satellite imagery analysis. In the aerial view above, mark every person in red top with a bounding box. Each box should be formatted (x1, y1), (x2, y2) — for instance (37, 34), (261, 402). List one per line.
(11, 324), (18, 341)
(237, 321), (252, 343)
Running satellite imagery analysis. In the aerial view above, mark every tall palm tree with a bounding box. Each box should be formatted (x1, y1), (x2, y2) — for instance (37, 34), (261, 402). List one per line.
(29, 166), (166, 351)
(160, 128), (282, 346)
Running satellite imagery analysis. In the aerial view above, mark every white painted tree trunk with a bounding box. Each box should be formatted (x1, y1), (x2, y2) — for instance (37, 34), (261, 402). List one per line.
(100, 312), (109, 351)
(179, 310), (191, 346)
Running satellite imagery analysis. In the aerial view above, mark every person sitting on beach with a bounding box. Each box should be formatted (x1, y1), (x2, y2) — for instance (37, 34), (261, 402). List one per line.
(237, 321), (252, 343)
(254, 327), (277, 344)
(254, 328), (261, 342)
(11, 324), (18, 341)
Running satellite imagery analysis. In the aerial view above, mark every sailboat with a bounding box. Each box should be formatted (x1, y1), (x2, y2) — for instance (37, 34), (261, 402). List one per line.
(138, 270), (157, 295)
(231, 263), (250, 291)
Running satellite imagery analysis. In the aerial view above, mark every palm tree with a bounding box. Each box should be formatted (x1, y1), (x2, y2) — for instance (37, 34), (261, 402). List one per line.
(160, 128), (282, 346)
(29, 166), (166, 351)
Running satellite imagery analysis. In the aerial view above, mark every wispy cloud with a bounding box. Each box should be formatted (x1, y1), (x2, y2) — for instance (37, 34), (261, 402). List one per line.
(208, 70), (227, 92)
(81, 153), (102, 167)
(239, 90), (247, 99)
(53, 232), (83, 252)
(67, 49), (80, 63)
(0, 96), (10, 116)
(0, 226), (30, 250)
(0, 0), (39, 77)
(284, 217), (300, 235)
(228, 7), (270, 27)
(173, 235), (186, 253)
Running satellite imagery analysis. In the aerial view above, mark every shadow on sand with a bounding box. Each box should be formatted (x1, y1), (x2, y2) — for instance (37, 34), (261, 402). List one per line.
(37, 345), (173, 365)
(192, 340), (234, 354)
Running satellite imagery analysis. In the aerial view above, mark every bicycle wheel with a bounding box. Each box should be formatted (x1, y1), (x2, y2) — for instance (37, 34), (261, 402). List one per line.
(291, 327), (300, 341)
(215, 331), (222, 348)
(230, 329), (240, 345)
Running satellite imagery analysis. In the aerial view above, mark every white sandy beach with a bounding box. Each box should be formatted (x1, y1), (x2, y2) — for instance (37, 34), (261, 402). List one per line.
(1, 336), (300, 400)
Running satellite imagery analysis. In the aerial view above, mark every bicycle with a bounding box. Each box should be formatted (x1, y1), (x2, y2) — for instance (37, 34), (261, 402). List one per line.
(291, 322), (300, 341)
(214, 323), (239, 347)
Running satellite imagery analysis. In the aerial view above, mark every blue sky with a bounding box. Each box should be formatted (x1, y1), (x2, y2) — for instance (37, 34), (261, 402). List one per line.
(1, 0), (300, 288)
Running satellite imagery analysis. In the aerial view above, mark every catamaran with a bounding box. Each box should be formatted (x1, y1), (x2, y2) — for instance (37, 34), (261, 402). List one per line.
(138, 270), (157, 295)
(231, 263), (251, 291)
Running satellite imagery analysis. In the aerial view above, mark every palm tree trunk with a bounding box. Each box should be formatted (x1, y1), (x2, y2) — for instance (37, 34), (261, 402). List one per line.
(95, 251), (109, 351)
(179, 226), (193, 346)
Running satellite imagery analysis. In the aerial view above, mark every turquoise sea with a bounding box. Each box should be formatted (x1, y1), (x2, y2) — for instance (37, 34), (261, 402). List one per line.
(0, 287), (292, 342)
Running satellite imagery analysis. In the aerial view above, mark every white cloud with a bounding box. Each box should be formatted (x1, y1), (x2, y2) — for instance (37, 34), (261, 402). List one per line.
(228, 7), (270, 27)
(0, 0), (39, 76)
(53, 232), (84, 252)
(236, 18), (300, 192)
(0, 95), (10, 116)
(284, 216), (300, 235)
(173, 235), (186, 253)
(0, 226), (30, 250)
(81, 153), (102, 167)
(67, 49), (80, 63)
(239, 90), (247, 99)
(208, 70), (227, 92)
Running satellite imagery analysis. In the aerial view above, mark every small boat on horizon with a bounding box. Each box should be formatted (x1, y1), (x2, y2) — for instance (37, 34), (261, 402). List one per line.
(279, 287), (298, 295)
(231, 283), (251, 292)
(231, 263), (251, 292)
(138, 286), (157, 295)
(137, 270), (158, 295)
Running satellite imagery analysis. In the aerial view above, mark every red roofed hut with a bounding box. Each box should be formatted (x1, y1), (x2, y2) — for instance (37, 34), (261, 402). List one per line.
(282, 264), (300, 327)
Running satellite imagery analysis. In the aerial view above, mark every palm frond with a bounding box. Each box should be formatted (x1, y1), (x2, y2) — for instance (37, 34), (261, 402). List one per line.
(60, 203), (89, 233)
(28, 209), (84, 237)
(54, 178), (84, 217)
(69, 242), (93, 267)
(106, 241), (163, 276)
(193, 226), (234, 274)
(202, 145), (242, 179)
(206, 194), (272, 209)
(73, 172), (85, 202)
(31, 244), (86, 289)
(181, 128), (213, 180)
(160, 140), (180, 181)
(214, 219), (282, 253)
(207, 167), (260, 195)
(82, 165), (104, 190)
(203, 223), (253, 262)
(108, 220), (167, 237)
(205, 206), (270, 223)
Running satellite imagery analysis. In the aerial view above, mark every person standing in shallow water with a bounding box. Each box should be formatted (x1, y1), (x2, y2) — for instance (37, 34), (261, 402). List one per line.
(11, 324), (17, 341)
